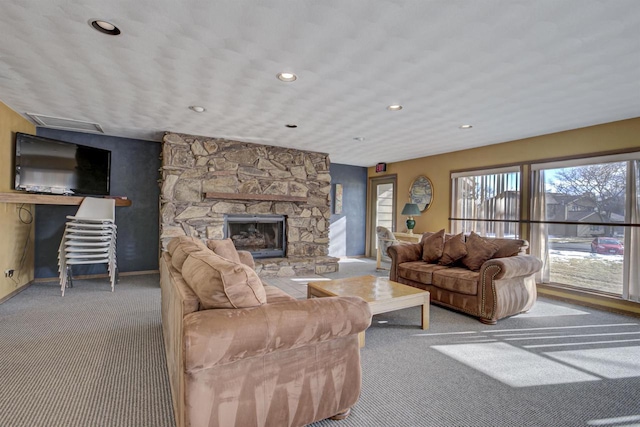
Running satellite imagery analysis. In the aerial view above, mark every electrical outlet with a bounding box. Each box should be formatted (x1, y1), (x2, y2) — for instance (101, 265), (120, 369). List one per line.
(4, 269), (14, 278)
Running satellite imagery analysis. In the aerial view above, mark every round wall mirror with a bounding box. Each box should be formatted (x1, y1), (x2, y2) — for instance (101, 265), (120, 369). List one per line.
(409, 175), (433, 212)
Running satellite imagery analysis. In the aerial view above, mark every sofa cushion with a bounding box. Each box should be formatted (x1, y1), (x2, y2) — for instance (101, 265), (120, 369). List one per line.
(398, 261), (449, 284)
(490, 238), (527, 259)
(167, 235), (206, 255)
(461, 231), (499, 271)
(206, 238), (241, 263)
(422, 229), (445, 263)
(168, 237), (209, 272)
(167, 236), (188, 255)
(181, 250), (266, 309)
(432, 267), (479, 295)
(438, 233), (467, 266)
(420, 230), (454, 244)
(419, 231), (435, 242)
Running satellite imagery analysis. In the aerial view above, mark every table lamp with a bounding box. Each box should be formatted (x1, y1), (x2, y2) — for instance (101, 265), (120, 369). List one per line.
(401, 203), (421, 234)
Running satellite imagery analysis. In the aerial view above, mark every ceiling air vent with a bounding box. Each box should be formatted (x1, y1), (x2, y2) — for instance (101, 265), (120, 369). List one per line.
(26, 113), (104, 133)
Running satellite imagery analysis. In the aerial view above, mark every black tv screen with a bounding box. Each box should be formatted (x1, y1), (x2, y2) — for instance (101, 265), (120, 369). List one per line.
(14, 133), (111, 196)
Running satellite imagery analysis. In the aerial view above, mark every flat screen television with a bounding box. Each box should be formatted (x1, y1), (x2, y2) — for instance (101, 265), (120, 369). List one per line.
(14, 133), (111, 196)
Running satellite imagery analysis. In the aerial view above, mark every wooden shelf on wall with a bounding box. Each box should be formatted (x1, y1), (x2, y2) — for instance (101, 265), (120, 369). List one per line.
(0, 192), (132, 207)
(204, 192), (308, 203)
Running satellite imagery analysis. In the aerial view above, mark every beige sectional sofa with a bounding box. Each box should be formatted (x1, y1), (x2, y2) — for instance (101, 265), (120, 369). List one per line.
(388, 230), (542, 324)
(160, 236), (372, 427)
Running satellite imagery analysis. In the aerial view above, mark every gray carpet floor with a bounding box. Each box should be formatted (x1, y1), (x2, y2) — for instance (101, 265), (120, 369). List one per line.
(0, 274), (175, 427)
(2, 259), (640, 427)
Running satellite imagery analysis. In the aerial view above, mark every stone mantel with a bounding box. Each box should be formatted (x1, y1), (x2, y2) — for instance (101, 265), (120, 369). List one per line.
(204, 192), (308, 203)
(159, 132), (338, 276)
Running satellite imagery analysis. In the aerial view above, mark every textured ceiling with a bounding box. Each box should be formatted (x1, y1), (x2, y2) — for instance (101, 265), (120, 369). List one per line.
(0, 0), (639, 166)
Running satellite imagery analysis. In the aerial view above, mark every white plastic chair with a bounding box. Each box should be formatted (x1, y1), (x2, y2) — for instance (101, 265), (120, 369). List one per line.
(58, 197), (117, 296)
(376, 226), (399, 270)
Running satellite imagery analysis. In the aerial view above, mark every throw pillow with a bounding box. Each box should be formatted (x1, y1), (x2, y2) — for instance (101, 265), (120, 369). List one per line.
(461, 232), (500, 271)
(492, 239), (525, 259)
(168, 237), (209, 272)
(206, 238), (241, 263)
(422, 229), (445, 263)
(181, 250), (266, 309)
(438, 233), (467, 266)
(167, 235), (205, 255)
(419, 231), (435, 245)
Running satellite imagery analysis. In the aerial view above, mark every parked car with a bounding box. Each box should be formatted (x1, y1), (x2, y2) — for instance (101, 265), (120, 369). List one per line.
(591, 237), (624, 255)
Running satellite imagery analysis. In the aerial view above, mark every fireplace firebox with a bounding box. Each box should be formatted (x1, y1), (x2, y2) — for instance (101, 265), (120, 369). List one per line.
(224, 214), (286, 258)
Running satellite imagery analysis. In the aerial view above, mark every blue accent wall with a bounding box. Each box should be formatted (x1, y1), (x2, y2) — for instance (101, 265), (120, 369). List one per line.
(329, 163), (367, 257)
(34, 129), (160, 278)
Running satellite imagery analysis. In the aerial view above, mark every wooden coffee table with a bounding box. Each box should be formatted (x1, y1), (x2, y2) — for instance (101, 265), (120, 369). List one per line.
(307, 275), (430, 347)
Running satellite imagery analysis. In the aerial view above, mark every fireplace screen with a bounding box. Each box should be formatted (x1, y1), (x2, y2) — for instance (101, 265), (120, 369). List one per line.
(224, 214), (286, 258)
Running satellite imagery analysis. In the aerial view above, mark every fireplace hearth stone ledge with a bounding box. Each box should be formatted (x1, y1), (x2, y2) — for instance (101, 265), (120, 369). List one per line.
(255, 256), (339, 277)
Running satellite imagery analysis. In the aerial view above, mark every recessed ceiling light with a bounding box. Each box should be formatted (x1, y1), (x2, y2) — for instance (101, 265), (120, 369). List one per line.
(189, 106), (206, 113)
(285, 124), (298, 128)
(353, 137), (365, 141)
(459, 124), (473, 129)
(387, 104), (403, 111)
(277, 72), (297, 82)
(90, 20), (121, 36)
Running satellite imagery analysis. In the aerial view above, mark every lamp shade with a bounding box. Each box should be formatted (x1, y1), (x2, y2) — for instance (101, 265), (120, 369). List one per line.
(401, 203), (421, 216)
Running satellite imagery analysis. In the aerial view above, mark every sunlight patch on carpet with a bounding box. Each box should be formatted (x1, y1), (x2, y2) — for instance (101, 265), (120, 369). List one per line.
(338, 258), (370, 264)
(432, 342), (599, 387)
(490, 323), (638, 333)
(587, 414), (640, 426)
(516, 300), (589, 318)
(525, 338), (640, 349)
(546, 346), (640, 379)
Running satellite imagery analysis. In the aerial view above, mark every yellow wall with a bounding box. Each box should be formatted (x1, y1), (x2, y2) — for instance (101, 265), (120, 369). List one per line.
(368, 117), (640, 313)
(0, 101), (36, 301)
(369, 117), (640, 235)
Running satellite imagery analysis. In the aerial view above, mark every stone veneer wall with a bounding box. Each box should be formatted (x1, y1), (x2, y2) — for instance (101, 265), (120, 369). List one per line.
(160, 132), (338, 276)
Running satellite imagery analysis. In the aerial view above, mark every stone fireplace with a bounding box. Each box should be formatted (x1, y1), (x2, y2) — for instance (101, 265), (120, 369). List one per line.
(224, 214), (286, 259)
(159, 132), (339, 277)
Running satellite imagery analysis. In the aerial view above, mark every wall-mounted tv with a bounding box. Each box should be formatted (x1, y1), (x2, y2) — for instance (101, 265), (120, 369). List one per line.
(14, 133), (111, 196)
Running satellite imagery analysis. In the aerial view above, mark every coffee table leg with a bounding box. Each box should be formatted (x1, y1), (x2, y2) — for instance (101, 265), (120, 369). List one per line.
(421, 300), (430, 330)
(358, 331), (365, 348)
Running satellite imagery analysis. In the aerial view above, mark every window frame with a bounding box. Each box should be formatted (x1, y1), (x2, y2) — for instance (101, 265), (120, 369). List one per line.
(450, 165), (522, 238)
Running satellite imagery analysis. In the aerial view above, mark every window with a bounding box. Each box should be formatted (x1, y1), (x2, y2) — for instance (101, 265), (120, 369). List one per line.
(531, 154), (640, 301)
(451, 166), (521, 238)
(450, 153), (640, 303)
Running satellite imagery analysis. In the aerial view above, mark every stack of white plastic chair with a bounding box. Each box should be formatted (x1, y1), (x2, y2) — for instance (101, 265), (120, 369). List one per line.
(58, 197), (117, 296)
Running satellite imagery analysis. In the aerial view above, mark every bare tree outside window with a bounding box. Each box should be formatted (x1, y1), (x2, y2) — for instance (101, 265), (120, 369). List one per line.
(552, 162), (626, 235)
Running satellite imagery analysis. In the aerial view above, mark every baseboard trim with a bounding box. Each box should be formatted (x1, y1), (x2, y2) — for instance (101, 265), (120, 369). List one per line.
(119, 270), (159, 277)
(34, 270), (159, 283)
(537, 283), (640, 318)
(0, 280), (33, 304)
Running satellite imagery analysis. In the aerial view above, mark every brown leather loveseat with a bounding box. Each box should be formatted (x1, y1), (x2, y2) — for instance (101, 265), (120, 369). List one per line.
(160, 236), (372, 427)
(388, 230), (542, 324)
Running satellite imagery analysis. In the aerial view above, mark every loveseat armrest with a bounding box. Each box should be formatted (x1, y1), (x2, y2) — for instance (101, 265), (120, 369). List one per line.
(478, 255), (542, 324)
(480, 255), (543, 280)
(387, 242), (422, 281)
(182, 296), (372, 372)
